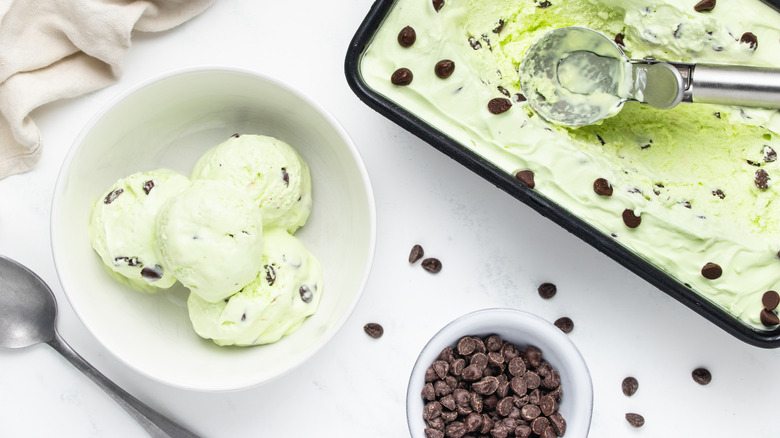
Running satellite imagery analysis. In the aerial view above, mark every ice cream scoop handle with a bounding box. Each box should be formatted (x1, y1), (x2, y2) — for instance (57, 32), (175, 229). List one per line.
(689, 64), (780, 108)
(48, 332), (201, 438)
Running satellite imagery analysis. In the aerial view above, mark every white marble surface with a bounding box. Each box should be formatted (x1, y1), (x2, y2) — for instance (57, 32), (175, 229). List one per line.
(1, 1), (779, 437)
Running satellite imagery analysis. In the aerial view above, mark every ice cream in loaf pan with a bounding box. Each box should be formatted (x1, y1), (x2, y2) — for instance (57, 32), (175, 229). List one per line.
(359, 0), (780, 329)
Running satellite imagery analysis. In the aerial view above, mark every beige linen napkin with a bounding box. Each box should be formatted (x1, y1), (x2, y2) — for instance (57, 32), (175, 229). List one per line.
(0, 0), (215, 179)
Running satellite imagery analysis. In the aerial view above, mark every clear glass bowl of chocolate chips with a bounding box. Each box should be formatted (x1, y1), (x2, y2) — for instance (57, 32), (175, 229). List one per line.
(407, 308), (593, 438)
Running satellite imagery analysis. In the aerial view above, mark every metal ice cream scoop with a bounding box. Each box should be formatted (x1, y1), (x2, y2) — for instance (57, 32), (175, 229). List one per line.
(519, 26), (780, 127)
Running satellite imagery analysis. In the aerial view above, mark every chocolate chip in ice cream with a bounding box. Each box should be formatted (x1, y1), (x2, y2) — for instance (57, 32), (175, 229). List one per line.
(497, 86), (510, 97)
(740, 32), (758, 51)
(712, 189), (726, 199)
(513, 93), (527, 103)
(694, 0), (716, 12)
(515, 170), (535, 189)
(142, 180), (154, 195)
(554, 317), (573, 334)
(422, 258), (443, 273)
(622, 377), (639, 397)
(762, 290), (780, 310)
(537, 282), (557, 299)
(488, 97), (512, 114)
(692, 367), (712, 385)
(763, 145), (777, 162)
(140, 264), (164, 281)
(536, 0), (552, 8)
(614, 32), (625, 47)
(626, 413), (645, 428)
(264, 264), (276, 286)
(364, 322), (384, 338)
(492, 19), (505, 34)
(398, 26), (417, 47)
(299, 285), (313, 303)
(755, 169), (770, 189)
(468, 37), (482, 50)
(593, 178), (613, 196)
(409, 244), (425, 263)
(622, 209), (641, 228)
(435, 60), (455, 79)
(701, 262), (723, 279)
(391, 68), (414, 86)
(760, 308), (780, 327)
(104, 188), (124, 204)
(432, 0), (445, 12)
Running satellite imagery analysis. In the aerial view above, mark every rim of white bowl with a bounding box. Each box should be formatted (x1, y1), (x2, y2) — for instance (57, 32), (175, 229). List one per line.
(406, 308), (593, 436)
(50, 65), (377, 391)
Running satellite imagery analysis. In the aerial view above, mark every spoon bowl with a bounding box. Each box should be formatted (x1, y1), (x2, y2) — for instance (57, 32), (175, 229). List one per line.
(0, 254), (199, 438)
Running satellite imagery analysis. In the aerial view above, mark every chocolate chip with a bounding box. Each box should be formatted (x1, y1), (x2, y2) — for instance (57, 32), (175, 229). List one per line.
(435, 60), (455, 79)
(764, 146), (777, 162)
(755, 169), (770, 189)
(488, 97), (512, 114)
(694, 0), (716, 11)
(424, 428), (444, 438)
(508, 357), (526, 377)
(701, 262), (723, 280)
(763, 290), (780, 310)
(497, 86), (511, 97)
(692, 367), (712, 385)
(391, 68), (413, 86)
(485, 335), (503, 352)
(114, 256), (141, 267)
(493, 19), (505, 34)
(398, 26), (416, 47)
(457, 336), (477, 355)
(712, 189), (725, 199)
(554, 317), (573, 334)
(435, 380), (452, 397)
(409, 244), (425, 263)
(422, 258), (443, 273)
(537, 0), (551, 7)
(622, 209), (641, 228)
(515, 425), (532, 438)
(524, 346), (542, 368)
(432, 0), (445, 12)
(519, 404), (540, 421)
(513, 93), (527, 103)
(515, 170), (535, 189)
(539, 395), (557, 416)
(531, 416), (550, 435)
(433, 360), (450, 379)
(537, 282), (557, 299)
(626, 413), (645, 428)
(760, 309), (780, 326)
(142, 180), (154, 195)
(299, 285), (313, 302)
(281, 168), (289, 186)
(264, 264), (276, 285)
(548, 412), (566, 436)
(140, 265), (163, 281)
(468, 37), (482, 50)
(364, 322), (384, 338)
(593, 178), (613, 196)
(740, 32), (758, 51)
(104, 188), (124, 204)
(622, 376), (639, 396)
(422, 383), (436, 401)
(614, 33), (625, 46)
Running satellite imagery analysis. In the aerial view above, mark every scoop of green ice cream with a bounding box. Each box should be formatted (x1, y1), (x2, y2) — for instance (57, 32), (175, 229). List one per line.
(191, 134), (313, 234)
(89, 169), (190, 292)
(156, 179), (264, 303)
(187, 227), (323, 346)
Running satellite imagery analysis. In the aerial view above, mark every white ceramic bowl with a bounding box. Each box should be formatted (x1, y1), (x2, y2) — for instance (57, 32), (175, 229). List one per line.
(407, 308), (593, 437)
(51, 67), (376, 391)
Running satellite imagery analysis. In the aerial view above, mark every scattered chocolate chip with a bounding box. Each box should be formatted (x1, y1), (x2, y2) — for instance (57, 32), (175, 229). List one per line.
(593, 178), (613, 196)
(140, 265), (163, 281)
(712, 189), (725, 199)
(763, 146), (777, 163)
(614, 33), (625, 46)
(409, 244), (425, 263)
(114, 256), (141, 267)
(497, 86), (511, 97)
(701, 262), (723, 280)
(692, 367), (712, 385)
(548, 412), (566, 436)
(281, 168), (289, 186)
(740, 32), (758, 51)
(231, 133), (240, 138)
(596, 134), (606, 145)
(488, 97), (512, 114)
(142, 180), (154, 195)
(104, 188), (124, 204)
(398, 26), (417, 47)
(694, 0), (716, 12)
(622, 209), (641, 228)
(537, 282), (557, 299)
(422, 258), (443, 273)
(763, 290), (780, 310)
(468, 37), (482, 50)
(755, 169), (770, 189)
(493, 19), (505, 34)
(626, 413), (645, 428)
(364, 322), (384, 338)
(432, 0), (445, 12)
(513, 93), (527, 103)
(537, 0), (551, 7)
(760, 309), (780, 327)
(435, 60), (455, 79)
(299, 285), (313, 302)
(553, 317), (573, 334)
(515, 170), (535, 189)
(622, 377), (638, 397)
(713, 111), (721, 119)
(391, 68), (413, 86)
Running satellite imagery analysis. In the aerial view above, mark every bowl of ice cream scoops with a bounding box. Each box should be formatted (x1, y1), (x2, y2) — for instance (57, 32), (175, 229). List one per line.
(51, 66), (376, 391)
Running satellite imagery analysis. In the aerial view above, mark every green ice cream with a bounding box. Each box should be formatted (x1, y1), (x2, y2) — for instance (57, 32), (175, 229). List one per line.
(89, 169), (190, 291)
(156, 179), (264, 303)
(361, 0), (780, 328)
(192, 134), (313, 234)
(187, 227), (323, 346)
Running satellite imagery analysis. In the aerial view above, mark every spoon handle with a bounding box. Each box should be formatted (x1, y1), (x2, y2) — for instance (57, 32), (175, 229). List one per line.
(48, 332), (200, 438)
(668, 62), (780, 108)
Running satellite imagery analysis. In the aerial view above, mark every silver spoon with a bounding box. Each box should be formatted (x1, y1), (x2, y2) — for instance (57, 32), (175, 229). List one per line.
(0, 254), (200, 438)
(520, 26), (780, 126)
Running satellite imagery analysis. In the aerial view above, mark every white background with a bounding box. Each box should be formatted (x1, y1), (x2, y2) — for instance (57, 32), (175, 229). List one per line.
(2, 1), (779, 437)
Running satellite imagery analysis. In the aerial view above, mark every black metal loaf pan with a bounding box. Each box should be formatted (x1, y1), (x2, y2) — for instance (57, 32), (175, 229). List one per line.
(345, 0), (780, 347)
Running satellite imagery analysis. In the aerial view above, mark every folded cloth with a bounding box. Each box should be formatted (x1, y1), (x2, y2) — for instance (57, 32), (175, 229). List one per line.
(0, 0), (215, 179)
